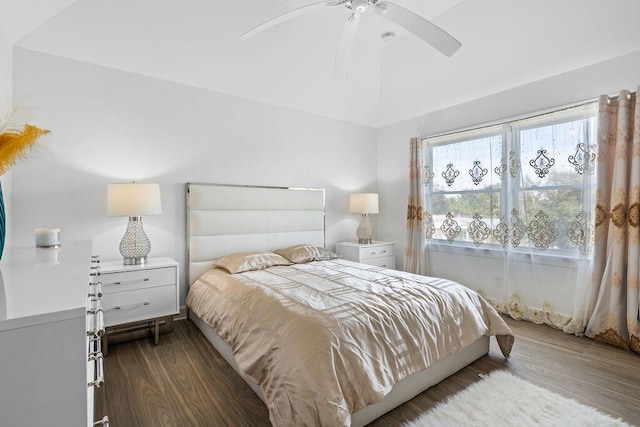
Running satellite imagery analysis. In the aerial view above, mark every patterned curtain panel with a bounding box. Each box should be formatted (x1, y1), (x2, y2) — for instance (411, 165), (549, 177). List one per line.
(586, 89), (640, 355)
(404, 137), (428, 275)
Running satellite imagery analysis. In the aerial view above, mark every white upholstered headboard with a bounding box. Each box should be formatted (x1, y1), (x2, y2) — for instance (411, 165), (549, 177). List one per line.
(187, 183), (325, 285)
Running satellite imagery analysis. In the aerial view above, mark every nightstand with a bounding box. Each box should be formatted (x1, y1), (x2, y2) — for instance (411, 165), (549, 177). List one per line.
(98, 257), (179, 352)
(336, 241), (395, 269)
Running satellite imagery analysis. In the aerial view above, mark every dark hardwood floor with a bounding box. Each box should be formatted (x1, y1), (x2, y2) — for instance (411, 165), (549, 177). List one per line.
(98, 317), (640, 426)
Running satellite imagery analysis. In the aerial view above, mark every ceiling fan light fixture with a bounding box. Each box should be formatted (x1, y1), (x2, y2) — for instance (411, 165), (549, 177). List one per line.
(352, 0), (369, 14)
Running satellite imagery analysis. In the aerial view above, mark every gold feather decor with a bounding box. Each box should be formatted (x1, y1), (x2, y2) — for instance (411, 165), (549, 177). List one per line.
(0, 124), (50, 175)
(0, 101), (50, 175)
(0, 102), (49, 259)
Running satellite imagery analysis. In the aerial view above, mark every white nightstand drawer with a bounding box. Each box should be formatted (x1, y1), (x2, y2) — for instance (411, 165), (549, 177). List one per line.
(336, 241), (396, 270)
(359, 244), (394, 260)
(101, 266), (177, 294)
(365, 255), (395, 269)
(101, 285), (178, 327)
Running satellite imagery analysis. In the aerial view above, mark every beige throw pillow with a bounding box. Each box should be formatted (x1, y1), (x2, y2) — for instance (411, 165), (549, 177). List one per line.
(275, 245), (338, 264)
(213, 252), (292, 274)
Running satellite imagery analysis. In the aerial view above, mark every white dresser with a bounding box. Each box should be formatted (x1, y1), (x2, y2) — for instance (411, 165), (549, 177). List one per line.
(336, 241), (396, 269)
(0, 241), (107, 426)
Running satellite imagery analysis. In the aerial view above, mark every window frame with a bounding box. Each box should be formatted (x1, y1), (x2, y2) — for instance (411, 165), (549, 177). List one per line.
(422, 105), (597, 258)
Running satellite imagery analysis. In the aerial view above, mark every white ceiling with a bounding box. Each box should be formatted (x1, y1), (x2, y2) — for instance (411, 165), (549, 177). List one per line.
(8, 0), (640, 127)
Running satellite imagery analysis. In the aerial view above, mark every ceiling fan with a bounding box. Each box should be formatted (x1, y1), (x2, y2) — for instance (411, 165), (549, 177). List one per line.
(239, 0), (462, 80)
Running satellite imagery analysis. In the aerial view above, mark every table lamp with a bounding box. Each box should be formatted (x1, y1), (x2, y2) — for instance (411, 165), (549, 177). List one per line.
(350, 193), (379, 244)
(107, 183), (162, 265)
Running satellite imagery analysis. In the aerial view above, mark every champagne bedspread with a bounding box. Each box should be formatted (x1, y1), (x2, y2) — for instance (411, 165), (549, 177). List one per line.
(186, 259), (513, 426)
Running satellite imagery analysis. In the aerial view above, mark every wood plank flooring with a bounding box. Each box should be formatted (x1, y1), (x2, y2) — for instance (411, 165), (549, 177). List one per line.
(98, 317), (640, 426)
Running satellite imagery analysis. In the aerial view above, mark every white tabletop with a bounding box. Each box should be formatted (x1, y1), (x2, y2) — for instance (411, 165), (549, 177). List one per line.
(98, 256), (178, 273)
(0, 240), (92, 331)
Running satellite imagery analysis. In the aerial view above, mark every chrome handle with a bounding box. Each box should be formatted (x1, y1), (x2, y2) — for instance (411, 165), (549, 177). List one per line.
(87, 307), (105, 337)
(88, 335), (102, 357)
(90, 266), (101, 277)
(112, 278), (150, 286)
(91, 255), (101, 264)
(114, 301), (150, 310)
(88, 281), (103, 298)
(88, 353), (104, 388)
(93, 416), (109, 426)
(370, 250), (387, 255)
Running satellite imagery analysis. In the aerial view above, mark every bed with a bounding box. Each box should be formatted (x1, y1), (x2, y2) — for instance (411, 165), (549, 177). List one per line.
(185, 183), (513, 426)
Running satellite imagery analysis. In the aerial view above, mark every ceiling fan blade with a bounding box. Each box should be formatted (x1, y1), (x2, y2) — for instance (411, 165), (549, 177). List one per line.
(239, 1), (345, 41)
(374, 1), (461, 57)
(333, 12), (360, 81)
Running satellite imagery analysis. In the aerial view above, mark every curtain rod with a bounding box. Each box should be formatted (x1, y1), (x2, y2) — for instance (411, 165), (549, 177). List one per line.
(422, 90), (636, 141)
(605, 89), (636, 102)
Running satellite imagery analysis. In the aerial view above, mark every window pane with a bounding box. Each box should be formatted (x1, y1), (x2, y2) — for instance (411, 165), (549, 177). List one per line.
(432, 134), (502, 192)
(519, 188), (582, 250)
(520, 118), (594, 187)
(431, 192), (500, 244)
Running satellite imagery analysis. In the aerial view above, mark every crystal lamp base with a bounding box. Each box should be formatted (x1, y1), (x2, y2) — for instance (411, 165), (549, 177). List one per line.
(356, 213), (374, 245)
(119, 216), (151, 265)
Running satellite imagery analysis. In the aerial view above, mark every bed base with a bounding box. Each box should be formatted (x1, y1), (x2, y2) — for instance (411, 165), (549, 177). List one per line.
(191, 313), (489, 427)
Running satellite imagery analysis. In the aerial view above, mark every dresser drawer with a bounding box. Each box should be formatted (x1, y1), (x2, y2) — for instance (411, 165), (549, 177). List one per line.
(101, 266), (177, 294)
(101, 285), (178, 327)
(359, 244), (394, 260)
(362, 255), (395, 269)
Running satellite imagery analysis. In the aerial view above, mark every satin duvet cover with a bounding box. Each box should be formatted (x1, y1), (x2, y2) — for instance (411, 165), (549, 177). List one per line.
(186, 259), (513, 426)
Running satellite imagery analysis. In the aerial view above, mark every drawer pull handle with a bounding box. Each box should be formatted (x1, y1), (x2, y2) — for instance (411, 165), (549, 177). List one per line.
(91, 255), (101, 264)
(370, 250), (387, 255)
(113, 278), (150, 286)
(87, 307), (105, 337)
(114, 301), (150, 310)
(88, 335), (102, 357)
(88, 353), (105, 388)
(94, 416), (110, 426)
(90, 264), (101, 277)
(88, 281), (103, 298)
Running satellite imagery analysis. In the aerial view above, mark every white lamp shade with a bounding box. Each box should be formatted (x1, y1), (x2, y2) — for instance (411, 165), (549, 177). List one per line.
(107, 183), (162, 217)
(349, 193), (379, 214)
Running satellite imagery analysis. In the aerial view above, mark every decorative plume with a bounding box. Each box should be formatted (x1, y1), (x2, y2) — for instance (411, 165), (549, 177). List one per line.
(0, 124), (50, 175)
(0, 101), (50, 176)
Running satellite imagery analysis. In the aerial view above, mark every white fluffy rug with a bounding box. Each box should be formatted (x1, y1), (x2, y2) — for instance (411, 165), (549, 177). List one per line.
(406, 370), (631, 427)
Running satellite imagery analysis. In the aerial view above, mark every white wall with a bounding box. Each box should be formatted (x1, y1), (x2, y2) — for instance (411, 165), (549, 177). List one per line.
(10, 35), (640, 318)
(11, 48), (378, 307)
(377, 50), (640, 314)
(0, 25), (10, 98)
(0, 22), (12, 245)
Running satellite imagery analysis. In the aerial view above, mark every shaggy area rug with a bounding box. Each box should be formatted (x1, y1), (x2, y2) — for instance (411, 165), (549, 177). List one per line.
(406, 370), (632, 427)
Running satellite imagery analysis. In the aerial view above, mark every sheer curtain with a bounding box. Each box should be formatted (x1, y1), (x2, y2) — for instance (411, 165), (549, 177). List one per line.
(584, 89), (640, 355)
(404, 137), (428, 275)
(418, 103), (599, 332)
(501, 106), (597, 330)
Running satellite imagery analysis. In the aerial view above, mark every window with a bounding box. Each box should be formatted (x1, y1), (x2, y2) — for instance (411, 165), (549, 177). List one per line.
(422, 104), (597, 256)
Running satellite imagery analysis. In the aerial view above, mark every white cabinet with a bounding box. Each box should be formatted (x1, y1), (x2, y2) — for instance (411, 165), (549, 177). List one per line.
(99, 257), (178, 346)
(336, 241), (396, 269)
(0, 241), (106, 426)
